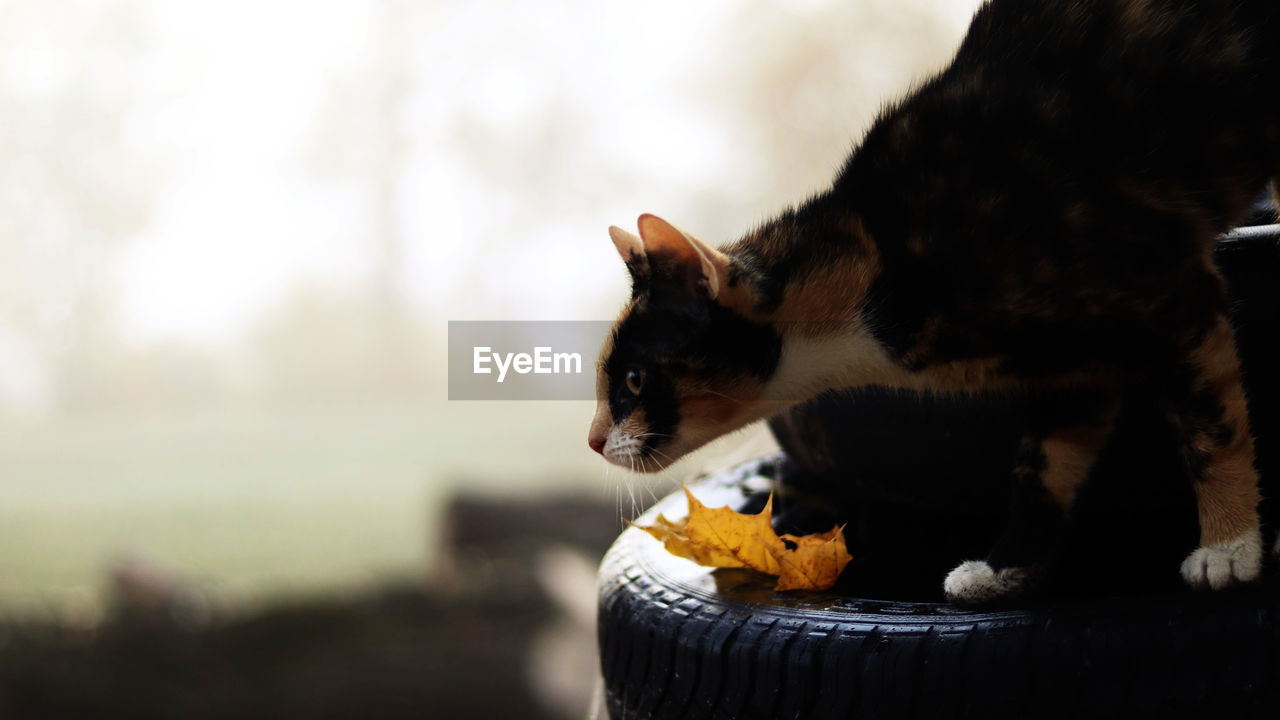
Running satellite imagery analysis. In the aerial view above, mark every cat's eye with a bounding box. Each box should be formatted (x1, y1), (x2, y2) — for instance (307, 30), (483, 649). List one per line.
(625, 367), (645, 396)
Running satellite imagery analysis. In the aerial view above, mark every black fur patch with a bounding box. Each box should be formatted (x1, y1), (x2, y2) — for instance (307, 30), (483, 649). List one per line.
(604, 290), (782, 456)
(721, 0), (1280, 380)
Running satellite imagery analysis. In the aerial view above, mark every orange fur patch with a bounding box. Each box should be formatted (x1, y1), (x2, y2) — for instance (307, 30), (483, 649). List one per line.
(1116, 0), (1183, 40)
(655, 374), (766, 462)
(675, 372), (761, 427)
(1186, 316), (1261, 545)
(771, 217), (880, 338)
(618, 407), (648, 438)
(1040, 410), (1116, 513)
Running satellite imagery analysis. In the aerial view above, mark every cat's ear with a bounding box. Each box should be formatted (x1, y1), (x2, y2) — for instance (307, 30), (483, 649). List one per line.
(635, 214), (729, 301)
(608, 225), (650, 280)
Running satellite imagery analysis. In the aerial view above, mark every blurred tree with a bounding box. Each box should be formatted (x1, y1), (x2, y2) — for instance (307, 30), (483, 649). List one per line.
(0, 0), (161, 414)
(306, 1), (415, 320)
(251, 283), (436, 405)
(713, 0), (980, 213)
(298, 0), (430, 400)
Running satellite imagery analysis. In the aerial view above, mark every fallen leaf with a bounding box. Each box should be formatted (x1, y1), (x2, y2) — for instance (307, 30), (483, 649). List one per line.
(633, 485), (852, 591)
(773, 528), (851, 591)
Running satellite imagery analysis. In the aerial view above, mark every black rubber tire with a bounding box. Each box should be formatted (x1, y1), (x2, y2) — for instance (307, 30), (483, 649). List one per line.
(597, 456), (1280, 720)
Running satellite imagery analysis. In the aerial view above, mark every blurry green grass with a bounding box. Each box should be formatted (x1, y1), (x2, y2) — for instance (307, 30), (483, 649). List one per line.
(0, 401), (612, 614)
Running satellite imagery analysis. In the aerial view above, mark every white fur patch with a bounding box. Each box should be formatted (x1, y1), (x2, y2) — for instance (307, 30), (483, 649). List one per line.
(1180, 527), (1262, 590)
(942, 560), (1029, 605)
(601, 426), (645, 469)
(765, 331), (903, 405)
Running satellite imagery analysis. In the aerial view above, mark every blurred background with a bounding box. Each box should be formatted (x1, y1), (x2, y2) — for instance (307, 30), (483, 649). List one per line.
(0, 0), (979, 717)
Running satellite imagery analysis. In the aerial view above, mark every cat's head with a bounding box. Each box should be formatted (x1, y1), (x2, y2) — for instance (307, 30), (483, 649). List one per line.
(588, 214), (782, 471)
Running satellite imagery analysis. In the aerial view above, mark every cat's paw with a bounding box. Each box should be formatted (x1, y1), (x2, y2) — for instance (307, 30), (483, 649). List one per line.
(943, 560), (1029, 606)
(1180, 527), (1262, 590)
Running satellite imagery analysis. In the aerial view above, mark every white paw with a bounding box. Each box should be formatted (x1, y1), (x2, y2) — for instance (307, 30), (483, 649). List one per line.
(1180, 527), (1262, 590)
(943, 560), (1029, 606)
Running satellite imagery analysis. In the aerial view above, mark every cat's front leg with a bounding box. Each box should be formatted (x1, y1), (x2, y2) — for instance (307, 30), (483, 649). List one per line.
(1166, 317), (1263, 589)
(944, 408), (1115, 606)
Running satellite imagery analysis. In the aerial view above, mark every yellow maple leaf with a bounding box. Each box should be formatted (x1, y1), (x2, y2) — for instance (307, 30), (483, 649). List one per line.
(773, 528), (851, 591)
(633, 485), (852, 592)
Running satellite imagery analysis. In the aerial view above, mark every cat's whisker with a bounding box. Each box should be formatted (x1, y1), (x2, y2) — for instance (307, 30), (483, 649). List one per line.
(625, 454), (640, 519)
(603, 460), (623, 525)
(640, 447), (681, 509)
(633, 432), (673, 440)
(700, 388), (747, 406)
(614, 467), (630, 527)
(644, 445), (679, 468)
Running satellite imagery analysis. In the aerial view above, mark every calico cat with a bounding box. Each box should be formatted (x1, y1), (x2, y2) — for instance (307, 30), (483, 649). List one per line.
(588, 0), (1280, 605)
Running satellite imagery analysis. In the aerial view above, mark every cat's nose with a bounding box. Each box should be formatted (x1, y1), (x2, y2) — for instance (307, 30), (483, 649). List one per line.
(588, 433), (606, 455)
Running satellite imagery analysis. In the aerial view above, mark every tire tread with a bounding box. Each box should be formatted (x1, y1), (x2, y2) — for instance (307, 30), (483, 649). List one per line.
(598, 469), (1280, 719)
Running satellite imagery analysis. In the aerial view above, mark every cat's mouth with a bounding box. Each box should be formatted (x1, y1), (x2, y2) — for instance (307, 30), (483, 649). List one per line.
(588, 407), (677, 472)
(589, 398), (765, 472)
(601, 442), (667, 473)
(594, 424), (671, 473)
